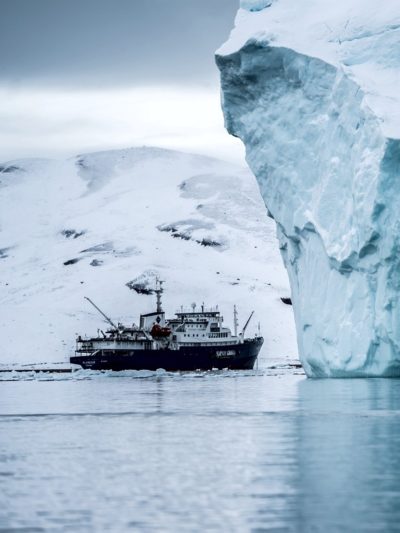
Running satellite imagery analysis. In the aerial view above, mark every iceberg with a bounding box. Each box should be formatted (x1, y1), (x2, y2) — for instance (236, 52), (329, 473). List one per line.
(216, 0), (400, 377)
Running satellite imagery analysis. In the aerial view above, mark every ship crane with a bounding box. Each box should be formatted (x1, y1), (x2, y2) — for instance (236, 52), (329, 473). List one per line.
(84, 297), (119, 330)
(241, 311), (255, 336)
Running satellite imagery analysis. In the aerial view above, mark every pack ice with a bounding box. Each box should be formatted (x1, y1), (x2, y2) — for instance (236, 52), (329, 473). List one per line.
(216, 0), (400, 377)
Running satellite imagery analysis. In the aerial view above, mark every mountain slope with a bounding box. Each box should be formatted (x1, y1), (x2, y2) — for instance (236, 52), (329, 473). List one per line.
(0, 147), (296, 364)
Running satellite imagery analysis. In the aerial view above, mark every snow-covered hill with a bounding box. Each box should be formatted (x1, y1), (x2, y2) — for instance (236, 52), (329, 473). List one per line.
(0, 146), (296, 364)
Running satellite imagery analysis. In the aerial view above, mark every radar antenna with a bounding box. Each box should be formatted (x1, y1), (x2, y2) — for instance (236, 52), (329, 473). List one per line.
(84, 297), (118, 330)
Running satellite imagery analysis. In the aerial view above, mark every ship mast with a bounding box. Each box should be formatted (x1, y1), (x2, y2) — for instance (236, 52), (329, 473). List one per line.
(233, 305), (239, 337)
(155, 278), (164, 313)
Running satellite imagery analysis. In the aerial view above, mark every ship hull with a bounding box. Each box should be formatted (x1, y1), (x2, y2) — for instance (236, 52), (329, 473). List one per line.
(70, 338), (263, 371)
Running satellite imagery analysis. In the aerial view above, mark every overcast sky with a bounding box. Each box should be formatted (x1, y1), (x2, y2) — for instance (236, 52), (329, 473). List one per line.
(0, 0), (244, 163)
(1, 0), (238, 88)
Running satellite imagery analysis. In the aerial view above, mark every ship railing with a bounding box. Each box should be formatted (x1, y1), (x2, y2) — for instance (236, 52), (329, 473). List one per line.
(175, 306), (220, 314)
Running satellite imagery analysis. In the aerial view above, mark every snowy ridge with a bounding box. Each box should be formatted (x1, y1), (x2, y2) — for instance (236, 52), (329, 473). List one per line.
(0, 147), (295, 364)
(217, 1), (400, 376)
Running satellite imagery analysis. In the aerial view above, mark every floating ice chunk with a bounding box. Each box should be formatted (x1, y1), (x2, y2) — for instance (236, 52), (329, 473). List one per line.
(217, 0), (400, 377)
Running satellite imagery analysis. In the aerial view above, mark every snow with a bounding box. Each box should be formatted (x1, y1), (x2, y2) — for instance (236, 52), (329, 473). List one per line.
(216, 0), (400, 376)
(240, 1), (273, 12)
(219, 1), (400, 138)
(0, 147), (296, 364)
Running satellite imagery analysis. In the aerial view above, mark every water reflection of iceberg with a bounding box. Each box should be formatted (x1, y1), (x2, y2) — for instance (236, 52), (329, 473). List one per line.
(297, 379), (400, 532)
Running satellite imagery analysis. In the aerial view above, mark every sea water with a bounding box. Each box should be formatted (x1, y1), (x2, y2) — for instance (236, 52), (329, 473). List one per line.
(0, 359), (399, 532)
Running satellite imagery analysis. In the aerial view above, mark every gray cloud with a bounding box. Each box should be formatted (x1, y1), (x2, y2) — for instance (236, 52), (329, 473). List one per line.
(0, 0), (238, 88)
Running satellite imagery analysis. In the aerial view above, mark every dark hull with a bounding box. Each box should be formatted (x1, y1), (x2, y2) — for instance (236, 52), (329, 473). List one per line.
(70, 338), (263, 371)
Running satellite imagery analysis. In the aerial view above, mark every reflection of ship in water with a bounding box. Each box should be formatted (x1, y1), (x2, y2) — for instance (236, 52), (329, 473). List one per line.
(70, 280), (263, 371)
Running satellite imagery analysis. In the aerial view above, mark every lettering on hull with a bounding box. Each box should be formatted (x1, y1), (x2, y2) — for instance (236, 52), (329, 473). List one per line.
(216, 350), (236, 358)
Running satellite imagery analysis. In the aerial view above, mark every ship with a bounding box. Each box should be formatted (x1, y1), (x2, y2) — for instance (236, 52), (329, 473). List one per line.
(70, 280), (264, 371)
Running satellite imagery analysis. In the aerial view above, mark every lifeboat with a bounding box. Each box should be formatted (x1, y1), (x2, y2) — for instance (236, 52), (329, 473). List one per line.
(150, 323), (171, 338)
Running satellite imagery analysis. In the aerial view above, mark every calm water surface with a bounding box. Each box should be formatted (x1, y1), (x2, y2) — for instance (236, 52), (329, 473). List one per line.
(1, 361), (400, 532)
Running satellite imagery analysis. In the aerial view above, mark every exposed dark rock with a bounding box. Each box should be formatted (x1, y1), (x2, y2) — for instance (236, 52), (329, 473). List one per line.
(90, 259), (103, 267)
(172, 232), (191, 241)
(196, 238), (222, 248)
(158, 224), (178, 233)
(61, 229), (86, 239)
(63, 258), (81, 266)
(281, 297), (292, 305)
(158, 223), (223, 248)
(76, 158), (88, 170)
(0, 247), (10, 259)
(126, 281), (154, 295)
(0, 165), (22, 174)
(126, 270), (158, 295)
